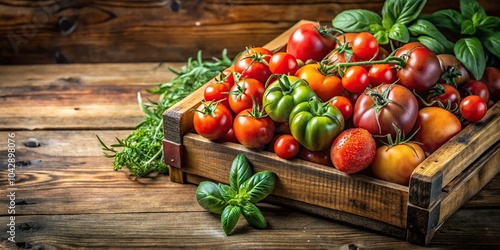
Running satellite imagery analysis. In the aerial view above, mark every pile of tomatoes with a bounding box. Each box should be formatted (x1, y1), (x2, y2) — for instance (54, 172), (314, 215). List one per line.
(193, 22), (500, 186)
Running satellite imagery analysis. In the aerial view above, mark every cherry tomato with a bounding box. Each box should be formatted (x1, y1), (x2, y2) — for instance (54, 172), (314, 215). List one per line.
(228, 78), (265, 114)
(460, 80), (490, 103)
(330, 96), (353, 120)
(412, 107), (461, 154)
(287, 23), (337, 62)
(204, 81), (232, 108)
(330, 128), (376, 174)
(335, 33), (358, 48)
(368, 64), (397, 87)
(274, 134), (300, 159)
(352, 32), (379, 60)
(342, 66), (370, 93)
(192, 101), (233, 141)
(460, 95), (487, 122)
(233, 108), (275, 149)
(234, 47), (273, 84)
(482, 66), (500, 102)
(298, 147), (332, 167)
(269, 52), (299, 75)
(295, 63), (344, 101)
(372, 142), (425, 186)
(423, 83), (461, 109)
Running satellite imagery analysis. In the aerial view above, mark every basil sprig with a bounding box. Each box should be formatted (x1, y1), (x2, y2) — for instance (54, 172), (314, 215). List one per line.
(195, 154), (276, 235)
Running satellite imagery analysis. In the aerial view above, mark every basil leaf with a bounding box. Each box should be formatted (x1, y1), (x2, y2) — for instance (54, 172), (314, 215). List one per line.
(196, 181), (227, 215)
(382, 14), (394, 30)
(369, 24), (385, 34)
(229, 153), (252, 191)
(408, 20), (454, 53)
(332, 9), (382, 32)
(483, 32), (500, 58)
(241, 202), (267, 229)
(388, 23), (409, 43)
(382, 0), (426, 26)
(454, 37), (486, 80)
(218, 183), (237, 202)
(477, 16), (500, 34)
(420, 9), (464, 34)
(417, 36), (448, 55)
(374, 30), (390, 44)
(221, 205), (241, 235)
(460, 0), (486, 20)
(461, 20), (477, 35)
(242, 170), (276, 203)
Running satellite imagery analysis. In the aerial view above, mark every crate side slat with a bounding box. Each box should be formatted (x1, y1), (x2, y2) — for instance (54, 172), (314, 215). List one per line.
(409, 101), (500, 208)
(182, 133), (409, 228)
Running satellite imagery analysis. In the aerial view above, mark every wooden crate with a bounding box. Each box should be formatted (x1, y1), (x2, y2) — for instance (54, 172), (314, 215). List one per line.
(162, 20), (500, 245)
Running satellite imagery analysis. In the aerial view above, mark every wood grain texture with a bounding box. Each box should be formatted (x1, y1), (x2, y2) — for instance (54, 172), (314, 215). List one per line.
(1, 0), (497, 64)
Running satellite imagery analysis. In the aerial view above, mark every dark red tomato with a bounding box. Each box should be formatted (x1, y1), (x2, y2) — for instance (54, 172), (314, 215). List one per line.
(423, 83), (461, 109)
(233, 108), (275, 149)
(192, 101), (233, 141)
(412, 107), (461, 154)
(228, 78), (265, 114)
(437, 54), (471, 87)
(234, 47), (273, 84)
(298, 146), (332, 167)
(460, 80), (490, 103)
(273, 134), (300, 159)
(330, 96), (353, 120)
(353, 84), (418, 137)
(482, 66), (500, 102)
(204, 81), (231, 108)
(342, 66), (370, 93)
(368, 64), (397, 87)
(460, 95), (487, 122)
(220, 127), (239, 144)
(352, 32), (379, 60)
(287, 23), (337, 62)
(269, 52), (299, 75)
(374, 47), (390, 60)
(395, 42), (441, 93)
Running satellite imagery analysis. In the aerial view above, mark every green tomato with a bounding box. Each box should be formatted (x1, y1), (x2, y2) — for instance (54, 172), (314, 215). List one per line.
(263, 75), (316, 122)
(289, 97), (345, 151)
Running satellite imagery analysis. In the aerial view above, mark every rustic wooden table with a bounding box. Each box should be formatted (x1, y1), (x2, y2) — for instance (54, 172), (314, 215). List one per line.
(1, 63), (499, 249)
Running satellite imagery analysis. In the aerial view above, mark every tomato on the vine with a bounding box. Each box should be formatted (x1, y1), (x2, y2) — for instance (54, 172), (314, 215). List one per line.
(295, 63), (344, 101)
(287, 22), (337, 62)
(228, 78), (265, 114)
(352, 32), (379, 60)
(342, 66), (370, 93)
(412, 107), (461, 154)
(233, 106), (275, 149)
(192, 101), (233, 141)
(204, 81), (232, 108)
(460, 95), (487, 123)
(234, 47), (273, 84)
(274, 134), (300, 159)
(423, 83), (461, 109)
(330, 96), (353, 120)
(460, 80), (490, 103)
(269, 52), (299, 75)
(368, 64), (397, 87)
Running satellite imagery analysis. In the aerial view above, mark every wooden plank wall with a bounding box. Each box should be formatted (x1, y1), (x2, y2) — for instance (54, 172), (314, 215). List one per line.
(0, 0), (497, 64)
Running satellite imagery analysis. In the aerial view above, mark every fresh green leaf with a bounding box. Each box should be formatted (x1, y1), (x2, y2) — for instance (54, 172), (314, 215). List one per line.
(420, 9), (464, 34)
(417, 36), (448, 55)
(382, 0), (427, 26)
(374, 30), (390, 44)
(196, 181), (228, 215)
(477, 16), (500, 34)
(242, 171), (276, 203)
(241, 202), (267, 229)
(229, 154), (252, 191)
(382, 14), (394, 30)
(218, 183), (237, 202)
(454, 37), (486, 80)
(408, 20), (454, 53)
(461, 20), (477, 35)
(331, 9), (382, 32)
(221, 205), (241, 235)
(460, 0), (486, 20)
(483, 32), (500, 58)
(369, 24), (385, 34)
(388, 23), (410, 43)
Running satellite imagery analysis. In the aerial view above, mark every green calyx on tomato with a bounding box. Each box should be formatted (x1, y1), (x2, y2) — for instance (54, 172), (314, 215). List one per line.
(289, 97), (345, 151)
(263, 75), (317, 122)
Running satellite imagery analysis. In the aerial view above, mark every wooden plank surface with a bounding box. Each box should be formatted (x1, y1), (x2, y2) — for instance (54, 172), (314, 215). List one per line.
(1, 0), (497, 64)
(0, 63), (499, 249)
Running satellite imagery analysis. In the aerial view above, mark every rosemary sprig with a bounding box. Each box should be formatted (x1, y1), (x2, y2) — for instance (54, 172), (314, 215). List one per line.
(97, 50), (233, 177)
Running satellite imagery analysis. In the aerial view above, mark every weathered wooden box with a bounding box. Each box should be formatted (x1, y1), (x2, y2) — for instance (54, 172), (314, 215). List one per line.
(162, 20), (500, 245)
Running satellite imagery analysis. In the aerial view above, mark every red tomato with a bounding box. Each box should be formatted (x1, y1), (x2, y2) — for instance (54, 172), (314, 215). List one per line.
(352, 32), (379, 60)
(342, 66), (370, 93)
(234, 47), (273, 84)
(482, 66), (500, 102)
(437, 54), (471, 87)
(233, 108), (275, 149)
(330, 128), (376, 174)
(330, 96), (353, 120)
(295, 63), (344, 101)
(220, 128), (239, 144)
(368, 64), (397, 87)
(287, 23), (337, 62)
(269, 52), (299, 75)
(204, 81), (232, 108)
(192, 101), (233, 141)
(423, 83), (461, 109)
(395, 42), (441, 93)
(412, 107), (461, 154)
(460, 80), (490, 103)
(460, 95), (487, 122)
(371, 142), (425, 186)
(274, 134), (300, 159)
(298, 147), (333, 167)
(228, 78), (265, 114)
(353, 84), (418, 137)
(335, 33), (358, 48)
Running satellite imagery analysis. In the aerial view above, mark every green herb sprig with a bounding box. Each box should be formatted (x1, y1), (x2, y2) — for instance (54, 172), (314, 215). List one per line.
(196, 154), (277, 235)
(98, 50), (233, 177)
